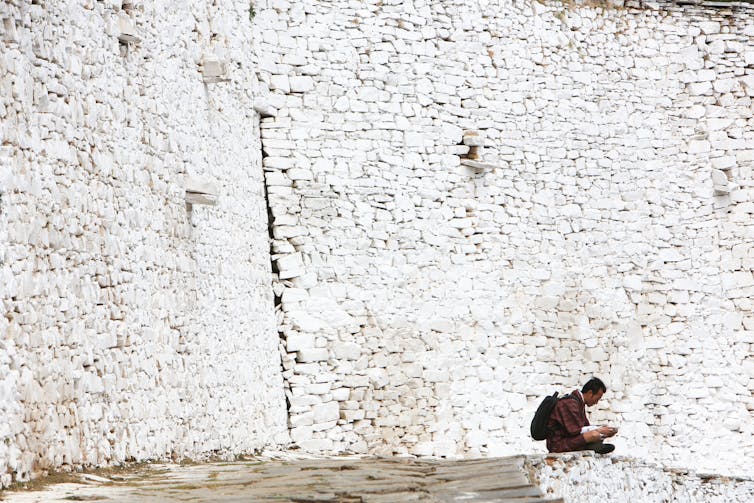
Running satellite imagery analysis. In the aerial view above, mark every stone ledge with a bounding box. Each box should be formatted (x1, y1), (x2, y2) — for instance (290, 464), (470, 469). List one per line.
(525, 452), (754, 503)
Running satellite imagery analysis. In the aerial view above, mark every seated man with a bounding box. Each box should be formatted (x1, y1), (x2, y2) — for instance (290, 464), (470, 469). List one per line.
(546, 377), (618, 454)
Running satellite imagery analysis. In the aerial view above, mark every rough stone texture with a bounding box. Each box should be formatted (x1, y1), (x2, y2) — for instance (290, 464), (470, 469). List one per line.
(255, 0), (754, 476)
(527, 452), (754, 503)
(3, 0), (754, 491)
(0, 0), (288, 486)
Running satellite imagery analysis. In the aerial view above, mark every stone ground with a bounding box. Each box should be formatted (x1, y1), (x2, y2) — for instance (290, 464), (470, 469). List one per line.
(0, 455), (563, 502)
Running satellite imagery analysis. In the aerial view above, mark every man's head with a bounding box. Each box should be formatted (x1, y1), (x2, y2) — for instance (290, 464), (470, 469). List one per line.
(581, 377), (607, 406)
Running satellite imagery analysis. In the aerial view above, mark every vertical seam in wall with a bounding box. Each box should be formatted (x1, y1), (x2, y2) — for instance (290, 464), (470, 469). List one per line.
(259, 125), (291, 425)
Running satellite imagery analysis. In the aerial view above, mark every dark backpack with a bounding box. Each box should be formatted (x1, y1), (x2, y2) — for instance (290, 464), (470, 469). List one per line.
(530, 392), (575, 440)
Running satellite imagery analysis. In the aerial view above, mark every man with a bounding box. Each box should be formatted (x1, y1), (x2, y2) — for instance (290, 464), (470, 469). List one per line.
(546, 377), (618, 454)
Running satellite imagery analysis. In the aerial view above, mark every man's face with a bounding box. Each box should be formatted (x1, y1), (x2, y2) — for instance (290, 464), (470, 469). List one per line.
(584, 389), (604, 407)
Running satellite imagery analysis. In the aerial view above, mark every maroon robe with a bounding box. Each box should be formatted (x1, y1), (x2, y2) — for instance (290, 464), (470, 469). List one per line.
(546, 390), (589, 453)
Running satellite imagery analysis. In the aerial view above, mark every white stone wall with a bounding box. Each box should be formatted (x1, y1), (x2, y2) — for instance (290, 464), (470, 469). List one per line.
(527, 453), (754, 503)
(0, 0), (287, 486)
(255, 0), (754, 475)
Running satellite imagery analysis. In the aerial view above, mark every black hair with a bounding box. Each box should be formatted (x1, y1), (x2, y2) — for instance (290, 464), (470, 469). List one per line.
(582, 377), (607, 395)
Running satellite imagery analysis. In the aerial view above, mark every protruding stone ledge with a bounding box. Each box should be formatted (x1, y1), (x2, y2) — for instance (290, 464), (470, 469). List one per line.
(254, 98), (278, 118)
(184, 176), (218, 206)
(117, 13), (140, 44)
(525, 452), (754, 503)
(711, 168), (738, 195)
(201, 56), (230, 84)
(460, 159), (499, 173)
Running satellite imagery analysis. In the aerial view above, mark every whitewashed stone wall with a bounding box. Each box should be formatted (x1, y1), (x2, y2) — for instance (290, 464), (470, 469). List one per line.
(0, 0), (287, 486)
(527, 453), (754, 503)
(255, 0), (754, 476)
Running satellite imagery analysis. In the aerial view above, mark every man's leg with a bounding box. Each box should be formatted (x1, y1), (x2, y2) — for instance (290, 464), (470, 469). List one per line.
(581, 441), (615, 454)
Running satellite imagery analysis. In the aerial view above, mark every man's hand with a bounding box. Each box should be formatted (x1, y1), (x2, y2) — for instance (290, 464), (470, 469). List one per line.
(584, 426), (617, 443)
(601, 426), (618, 438)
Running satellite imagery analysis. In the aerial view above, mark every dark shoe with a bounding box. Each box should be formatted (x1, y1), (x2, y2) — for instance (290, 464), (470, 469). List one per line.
(593, 443), (615, 454)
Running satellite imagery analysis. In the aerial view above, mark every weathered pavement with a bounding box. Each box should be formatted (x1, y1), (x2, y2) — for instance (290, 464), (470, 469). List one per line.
(1, 455), (563, 502)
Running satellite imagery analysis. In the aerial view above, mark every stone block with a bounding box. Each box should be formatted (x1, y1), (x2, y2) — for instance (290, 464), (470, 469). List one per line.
(711, 156), (736, 171)
(687, 139), (711, 154)
(742, 360), (754, 378)
(424, 370), (449, 382)
(711, 169), (731, 194)
(311, 420), (337, 432)
(287, 168), (313, 180)
(585, 347), (608, 362)
(687, 82), (712, 96)
(367, 368), (389, 388)
(342, 374), (369, 388)
(333, 342), (361, 360)
(404, 132), (426, 147)
(286, 332), (316, 352)
(184, 176), (219, 206)
(707, 118), (733, 131)
(201, 56), (229, 83)
(290, 425), (313, 442)
(699, 21), (721, 34)
(410, 441), (434, 456)
(270, 75), (290, 93)
(340, 409), (365, 422)
(462, 130), (486, 147)
(265, 171), (292, 186)
(740, 75), (754, 97)
(117, 13), (140, 44)
(264, 156), (296, 170)
(289, 412), (314, 427)
(276, 253), (304, 279)
(465, 429), (487, 448)
(312, 402), (340, 423)
(297, 438), (334, 451)
(281, 288), (308, 303)
(297, 348), (329, 363)
(254, 98), (278, 117)
(712, 79), (736, 94)
(331, 388), (350, 401)
(290, 76), (315, 93)
(678, 46), (703, 69)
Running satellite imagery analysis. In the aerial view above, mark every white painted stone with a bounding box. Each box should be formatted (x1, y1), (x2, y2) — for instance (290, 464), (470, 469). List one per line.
(4, 0), (754, 487)
(288, 311), (326, 332)
(256, 0), (754, 474)
(0, 0), (289, 487)
(289, 76), (315, 93)
(529, 454), (754, 503)
(297, 438), (334, 451)
(333, 342), (361, 360)
(410, 442), (434, 456)
(270, 75), (291, 93)
(311, 402), (340, 423)
(276, 253), (305, 279)
(290, 425), (313, 443)
(297, 348), (329, 363)
(266, 171), (292, 186)
(286, 332), (316, 352)
(340, 409), (365, 421)
(678, 45), (703, 70)
(687, 140), (710, 154)
(711, 169), (731, 193)
(264, 156), (296, 170)
(711, 156), (736, 172)
(404, 132), (427, 147)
